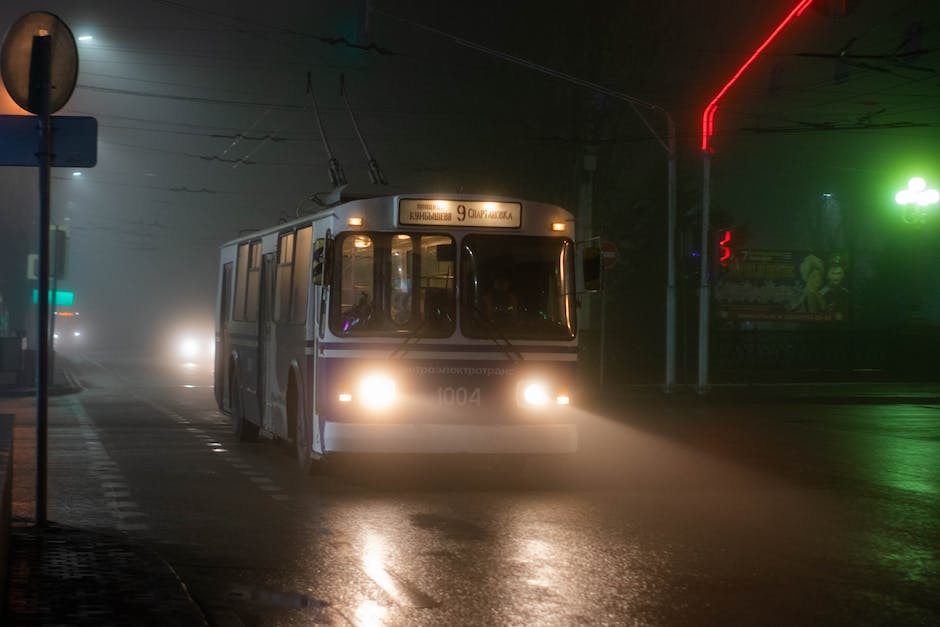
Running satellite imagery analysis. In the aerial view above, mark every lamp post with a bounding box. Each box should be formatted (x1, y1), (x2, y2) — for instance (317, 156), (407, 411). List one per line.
(698, 0), (815, 392)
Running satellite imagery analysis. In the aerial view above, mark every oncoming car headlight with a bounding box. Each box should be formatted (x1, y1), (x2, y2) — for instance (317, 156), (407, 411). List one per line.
(179, 337), (201, 360)
(519, 380), (570, 408)
(176, 333), (215, 364)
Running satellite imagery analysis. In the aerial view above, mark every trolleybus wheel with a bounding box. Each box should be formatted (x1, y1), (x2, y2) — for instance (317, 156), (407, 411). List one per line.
(231, 378), (259, 443)
(296, 415), (316, 475)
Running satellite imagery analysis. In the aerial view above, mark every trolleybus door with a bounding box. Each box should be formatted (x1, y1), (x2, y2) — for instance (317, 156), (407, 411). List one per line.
(215, 262), (233, 412)
(258, 252), (276, 428)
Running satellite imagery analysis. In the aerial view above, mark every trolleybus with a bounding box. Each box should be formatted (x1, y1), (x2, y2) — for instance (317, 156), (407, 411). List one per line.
(215, 191), (589, 472)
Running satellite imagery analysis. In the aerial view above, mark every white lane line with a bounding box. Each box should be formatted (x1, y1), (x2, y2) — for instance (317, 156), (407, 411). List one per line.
(145, 398), (292, 505)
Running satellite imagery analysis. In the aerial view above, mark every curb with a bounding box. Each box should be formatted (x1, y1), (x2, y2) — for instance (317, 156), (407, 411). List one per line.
(0, 414), (12, 616)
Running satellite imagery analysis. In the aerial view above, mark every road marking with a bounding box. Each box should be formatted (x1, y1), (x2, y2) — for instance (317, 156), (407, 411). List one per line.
(145, 398), (293, 505)
(66, 396), (151, 533)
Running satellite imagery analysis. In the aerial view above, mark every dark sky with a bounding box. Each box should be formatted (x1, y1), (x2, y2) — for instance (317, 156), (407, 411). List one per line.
(2, 1), (939, 348)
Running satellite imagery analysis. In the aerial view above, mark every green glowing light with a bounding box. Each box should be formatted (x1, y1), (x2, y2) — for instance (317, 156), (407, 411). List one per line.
(32, 290), (74, 307)
(895, 177), (939, 207)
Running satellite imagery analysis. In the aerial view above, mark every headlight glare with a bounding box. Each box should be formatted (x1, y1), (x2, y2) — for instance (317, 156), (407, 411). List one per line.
(522, 381), (551, 406)
(180, 337), (200, 359)
(359, 373), (396, 410)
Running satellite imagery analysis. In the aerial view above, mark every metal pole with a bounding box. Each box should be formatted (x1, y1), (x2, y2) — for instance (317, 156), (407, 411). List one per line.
(32, 33), (53, 526)
(697, 151), (712, 392)
(599, 285), (606, 388)
(665, 118), (677, 393)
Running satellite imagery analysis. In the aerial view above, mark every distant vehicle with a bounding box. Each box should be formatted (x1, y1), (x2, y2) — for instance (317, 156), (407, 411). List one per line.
(172, 329), (215, 371)
(52, 310), (85, 349)
(215, 191), (597, 473)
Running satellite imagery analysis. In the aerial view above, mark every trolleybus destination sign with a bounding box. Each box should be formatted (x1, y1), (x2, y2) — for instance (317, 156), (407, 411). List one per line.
(398, 199), (521, 228)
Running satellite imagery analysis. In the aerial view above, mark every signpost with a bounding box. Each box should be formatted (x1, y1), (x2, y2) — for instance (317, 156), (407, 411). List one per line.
(1, 11), (96, 526)
(0, 114), (97, 166)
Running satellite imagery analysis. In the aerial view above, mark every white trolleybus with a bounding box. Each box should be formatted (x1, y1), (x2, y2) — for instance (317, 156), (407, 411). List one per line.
(215, 192), (588, 472)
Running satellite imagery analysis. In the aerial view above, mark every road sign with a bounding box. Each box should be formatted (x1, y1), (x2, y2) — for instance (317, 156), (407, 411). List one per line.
(0, 114), (97, 166)
(1, 11), (77, 114)
(32, 289), (74, 307)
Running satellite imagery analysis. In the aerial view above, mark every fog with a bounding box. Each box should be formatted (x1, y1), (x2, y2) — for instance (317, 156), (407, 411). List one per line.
(2, 1), (939, 368)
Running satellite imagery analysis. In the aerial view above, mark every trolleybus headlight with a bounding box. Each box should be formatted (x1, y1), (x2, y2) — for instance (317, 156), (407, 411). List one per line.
(359, 373), (397, 410)
(519, 380), (570, 407)
(522, 381), (551, 406)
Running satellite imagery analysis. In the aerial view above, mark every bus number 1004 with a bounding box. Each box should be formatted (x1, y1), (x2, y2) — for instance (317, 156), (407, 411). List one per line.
(437, 386), (481, 406)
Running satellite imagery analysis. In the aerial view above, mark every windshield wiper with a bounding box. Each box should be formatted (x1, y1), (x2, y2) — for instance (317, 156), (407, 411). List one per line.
(465, 302), (523, 361)
(388, 318), (429, 359)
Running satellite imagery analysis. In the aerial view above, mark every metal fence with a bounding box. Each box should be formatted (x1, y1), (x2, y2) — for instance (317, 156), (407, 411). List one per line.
(713, 327), (940, 383)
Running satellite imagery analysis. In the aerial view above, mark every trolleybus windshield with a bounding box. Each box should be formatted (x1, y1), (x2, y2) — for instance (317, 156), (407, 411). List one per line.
(330, 231), (575, 341)
(331, 232), (457, 337)
(461, 234), (576, 341)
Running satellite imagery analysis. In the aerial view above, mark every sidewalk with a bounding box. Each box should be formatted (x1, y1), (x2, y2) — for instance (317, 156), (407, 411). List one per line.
(0, 364), (209, 626)
(4, 522), (208, 625)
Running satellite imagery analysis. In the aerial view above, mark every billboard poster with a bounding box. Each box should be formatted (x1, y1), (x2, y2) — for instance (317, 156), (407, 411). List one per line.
(715, 250), (850, 323)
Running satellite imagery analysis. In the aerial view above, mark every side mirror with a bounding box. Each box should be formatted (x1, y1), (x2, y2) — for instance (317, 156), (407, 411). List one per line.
(578, 240), (604, 292)
(312, 237), (332, 285)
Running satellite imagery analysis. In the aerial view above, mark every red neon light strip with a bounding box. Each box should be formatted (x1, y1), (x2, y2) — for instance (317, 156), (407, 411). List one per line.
(702, 0), (814, 151)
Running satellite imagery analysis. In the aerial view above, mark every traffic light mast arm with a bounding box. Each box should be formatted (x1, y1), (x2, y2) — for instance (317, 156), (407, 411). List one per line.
(699, 0), (814, 391)
(701, 0), (815, 152)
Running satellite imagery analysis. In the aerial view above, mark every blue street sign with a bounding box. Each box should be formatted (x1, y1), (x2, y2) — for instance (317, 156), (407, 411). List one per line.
(0, 114), (97, 166)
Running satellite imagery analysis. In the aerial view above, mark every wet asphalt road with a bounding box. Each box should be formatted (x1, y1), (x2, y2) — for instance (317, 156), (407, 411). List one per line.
(20, 351), (940, 625)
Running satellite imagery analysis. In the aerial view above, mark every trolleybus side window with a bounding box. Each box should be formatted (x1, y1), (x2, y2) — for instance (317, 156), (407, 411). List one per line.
(290, 226), (313, 323)
(233, 243), (250, 321)
(244, 240), (262, 322)
(275, 232), (294, 322)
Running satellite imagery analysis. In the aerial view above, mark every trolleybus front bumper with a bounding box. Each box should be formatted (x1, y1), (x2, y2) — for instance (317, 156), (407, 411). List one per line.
(323, 421), (577, 455)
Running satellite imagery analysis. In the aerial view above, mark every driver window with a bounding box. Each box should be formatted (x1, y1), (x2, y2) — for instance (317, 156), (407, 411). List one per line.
(339, 235), (374, 332)
(390, 235), (413, 325)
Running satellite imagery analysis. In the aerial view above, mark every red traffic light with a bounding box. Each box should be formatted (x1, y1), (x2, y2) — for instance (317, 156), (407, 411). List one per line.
(718, 229), (732, 267)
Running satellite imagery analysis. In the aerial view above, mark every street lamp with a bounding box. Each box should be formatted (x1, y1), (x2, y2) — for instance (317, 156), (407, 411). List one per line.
(896, 177), (939, 207)
(896, 176), (939, 224)
(698, 0), (815, 392)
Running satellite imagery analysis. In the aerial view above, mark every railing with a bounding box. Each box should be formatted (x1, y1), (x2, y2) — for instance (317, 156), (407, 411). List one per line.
(713, 327), (940, 383)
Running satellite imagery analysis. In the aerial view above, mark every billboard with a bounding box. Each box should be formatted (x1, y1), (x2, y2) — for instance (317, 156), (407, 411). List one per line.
(715, 250), (849, 323)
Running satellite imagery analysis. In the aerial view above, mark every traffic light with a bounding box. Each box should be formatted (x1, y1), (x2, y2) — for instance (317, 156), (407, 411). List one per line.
(718, 229), (733, 268)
